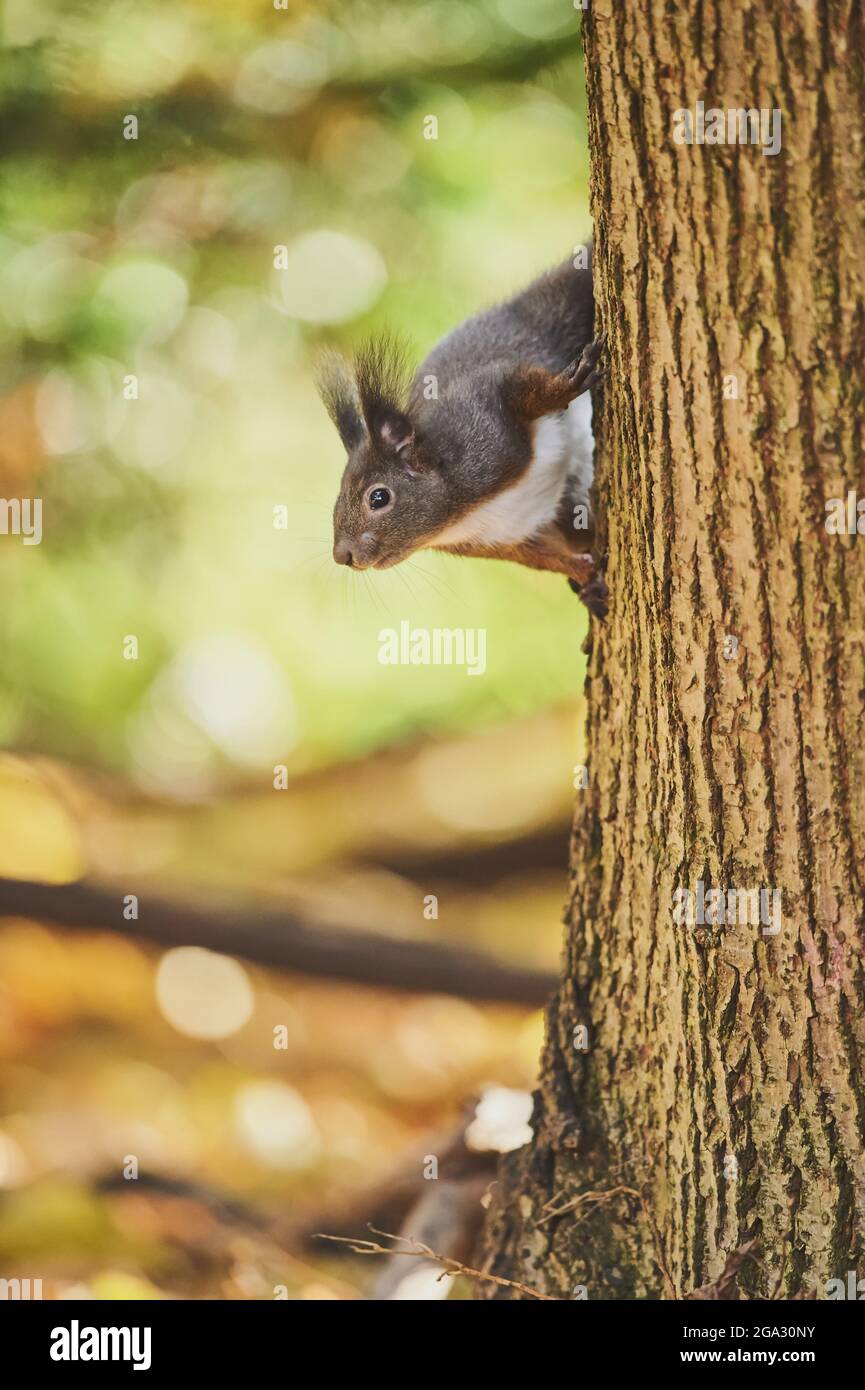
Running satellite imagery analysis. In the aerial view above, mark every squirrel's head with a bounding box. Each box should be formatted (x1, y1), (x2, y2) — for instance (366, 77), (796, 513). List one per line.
(319, 335), (451, 570)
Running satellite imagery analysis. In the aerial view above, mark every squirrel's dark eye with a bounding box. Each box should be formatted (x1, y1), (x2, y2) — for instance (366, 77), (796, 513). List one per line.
(368, 487), (392, 511)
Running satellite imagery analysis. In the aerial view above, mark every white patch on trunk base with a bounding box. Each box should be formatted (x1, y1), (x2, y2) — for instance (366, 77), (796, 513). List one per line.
(426, 392), (594, 549)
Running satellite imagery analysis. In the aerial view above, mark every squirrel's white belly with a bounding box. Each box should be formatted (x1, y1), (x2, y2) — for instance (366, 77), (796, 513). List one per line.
(427, 392), (594, 549)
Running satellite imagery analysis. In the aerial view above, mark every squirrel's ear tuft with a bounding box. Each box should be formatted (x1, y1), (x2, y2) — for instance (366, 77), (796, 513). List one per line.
(355, 333), (414, 456)
(317, 351), (366, 451)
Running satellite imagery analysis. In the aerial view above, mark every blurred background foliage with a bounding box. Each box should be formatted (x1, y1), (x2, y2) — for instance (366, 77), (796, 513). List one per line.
(0, 0), (590, 1298)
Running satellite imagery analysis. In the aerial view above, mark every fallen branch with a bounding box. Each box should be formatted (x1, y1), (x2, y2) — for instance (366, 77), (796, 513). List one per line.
(0, 876), (557, 1006)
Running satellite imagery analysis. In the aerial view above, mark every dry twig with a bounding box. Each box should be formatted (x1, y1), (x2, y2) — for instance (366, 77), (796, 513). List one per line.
(316, 1226), (559, 1301)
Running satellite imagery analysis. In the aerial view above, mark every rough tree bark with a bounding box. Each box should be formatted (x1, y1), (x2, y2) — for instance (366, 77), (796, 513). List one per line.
(479, 0), (865, 1299)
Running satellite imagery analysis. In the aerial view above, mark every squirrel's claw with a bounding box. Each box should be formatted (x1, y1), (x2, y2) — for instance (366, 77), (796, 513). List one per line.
(580, 571), (609, 620)
(569, 554), (608, 620)
(562, 336), (605, 400)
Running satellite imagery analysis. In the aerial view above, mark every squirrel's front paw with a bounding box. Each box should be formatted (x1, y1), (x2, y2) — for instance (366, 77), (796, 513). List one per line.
(560, 336), (604, 402)
(507, 338), (605, 419)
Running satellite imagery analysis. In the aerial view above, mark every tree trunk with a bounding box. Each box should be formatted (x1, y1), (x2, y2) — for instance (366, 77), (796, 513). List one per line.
(478, 0), (865, 1299)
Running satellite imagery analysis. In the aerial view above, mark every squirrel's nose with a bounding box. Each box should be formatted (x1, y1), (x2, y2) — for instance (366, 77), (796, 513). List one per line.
(333, 540), (353, 567)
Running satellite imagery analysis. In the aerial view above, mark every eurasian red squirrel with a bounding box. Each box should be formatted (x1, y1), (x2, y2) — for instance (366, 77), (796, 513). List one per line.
(319, 248), (607, 616)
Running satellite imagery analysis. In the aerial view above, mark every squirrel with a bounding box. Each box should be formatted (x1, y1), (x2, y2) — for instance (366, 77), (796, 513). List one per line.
(318, 249), (607, 617)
